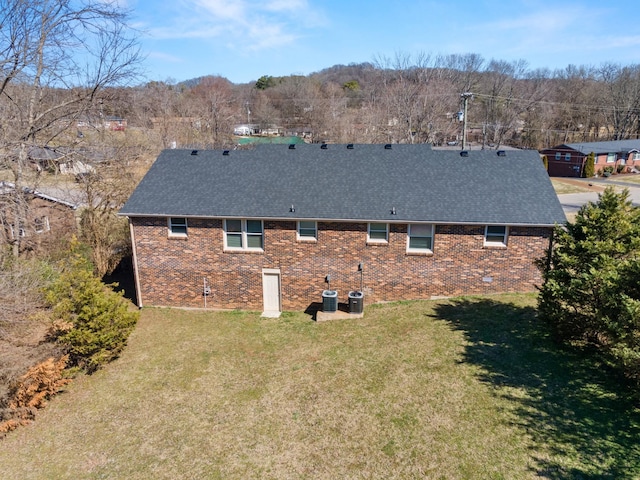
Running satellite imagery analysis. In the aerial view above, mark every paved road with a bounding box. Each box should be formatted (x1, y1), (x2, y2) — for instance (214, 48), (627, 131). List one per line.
(557, 177), (640, 214)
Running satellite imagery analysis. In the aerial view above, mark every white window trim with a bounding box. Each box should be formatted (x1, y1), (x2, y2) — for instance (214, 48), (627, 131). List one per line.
(9, 224), (26, 239)
(484, 225), (508, 247)
(367, 222), (389, 244)
(297, 220), (317, 241)
(34, 216), (50, 234)
(607, 153), (616, 163)
(168, 217), (188, 237)
(407, 223), (434, 254)
(224, 219), (264, 251)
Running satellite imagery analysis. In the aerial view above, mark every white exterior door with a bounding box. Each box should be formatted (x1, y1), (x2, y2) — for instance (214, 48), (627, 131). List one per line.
(262, 269), (281, 317)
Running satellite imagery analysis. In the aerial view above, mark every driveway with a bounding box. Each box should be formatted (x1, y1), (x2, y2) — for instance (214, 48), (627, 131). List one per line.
(557, 177), (640, 214)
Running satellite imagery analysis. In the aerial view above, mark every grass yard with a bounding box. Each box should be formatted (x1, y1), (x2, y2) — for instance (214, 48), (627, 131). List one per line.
(2, 294), (639, 479)
(550, 178), (595, 194)
(607, 174), (640, 185)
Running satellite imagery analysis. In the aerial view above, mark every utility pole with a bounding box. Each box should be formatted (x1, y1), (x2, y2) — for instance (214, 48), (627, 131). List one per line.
(460, 92), (473, 150)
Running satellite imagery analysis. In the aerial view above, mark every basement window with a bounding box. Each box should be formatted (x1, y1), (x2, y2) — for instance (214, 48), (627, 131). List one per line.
(367, 223), (388, 243)
(297, 221), (317, 241)
(168, 217), (187, 237)
(484, 225), (508, 247)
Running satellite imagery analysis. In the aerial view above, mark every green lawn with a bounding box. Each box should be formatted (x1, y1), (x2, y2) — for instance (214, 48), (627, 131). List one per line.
(2, 294), (639, 479)
(608, 174), (640, 184)
(550, 179), (592, 194)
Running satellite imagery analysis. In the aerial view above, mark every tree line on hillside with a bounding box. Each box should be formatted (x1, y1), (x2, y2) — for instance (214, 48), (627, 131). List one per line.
(114, 54), (640, 151)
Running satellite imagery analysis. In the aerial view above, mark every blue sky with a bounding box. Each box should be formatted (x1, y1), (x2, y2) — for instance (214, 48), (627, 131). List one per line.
(127, 0), (640, 84)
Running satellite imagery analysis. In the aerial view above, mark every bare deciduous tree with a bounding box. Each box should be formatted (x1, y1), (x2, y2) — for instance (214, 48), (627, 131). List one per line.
(0, 0), (142, 256)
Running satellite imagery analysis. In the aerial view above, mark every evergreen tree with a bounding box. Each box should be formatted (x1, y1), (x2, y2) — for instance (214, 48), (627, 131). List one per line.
(583, 151), (596, 178)
(46, 243), (138, 373)
(538, 188), (640, 383)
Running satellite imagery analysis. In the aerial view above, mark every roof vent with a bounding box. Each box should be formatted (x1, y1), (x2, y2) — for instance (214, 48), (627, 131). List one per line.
(191, 150), (198, 155)
(460, 150), (469, 157)
(497, 150), (506, 156)
(222, 150), (230, 156)
(288, 144), (296, 149)
(347, 144), (354, 149)
(321, 144), (328, 150)
(384, 144), (392, 150)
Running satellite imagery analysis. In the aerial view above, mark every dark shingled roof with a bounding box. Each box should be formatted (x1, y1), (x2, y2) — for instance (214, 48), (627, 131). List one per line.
(559, 139), (640, 155)
(120, 144), (566, 226)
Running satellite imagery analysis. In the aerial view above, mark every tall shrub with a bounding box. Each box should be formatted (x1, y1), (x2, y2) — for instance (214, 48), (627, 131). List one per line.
(46, 244), (138, 373)
(538, 188), (640, 383)
(583, 151), (595, 178)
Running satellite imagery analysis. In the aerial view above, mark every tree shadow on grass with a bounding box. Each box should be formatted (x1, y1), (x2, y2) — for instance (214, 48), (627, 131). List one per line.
(432, 297), (640, 479)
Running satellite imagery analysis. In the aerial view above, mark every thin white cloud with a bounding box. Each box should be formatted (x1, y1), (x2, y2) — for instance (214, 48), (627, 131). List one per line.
(192, 0), (247, 20)
(264, 0), (308, 12)
(451, 3), (628, 65)
(142, 0), (326, 47)
(148, 51), (185, 63)
(479, 4), (607, 34)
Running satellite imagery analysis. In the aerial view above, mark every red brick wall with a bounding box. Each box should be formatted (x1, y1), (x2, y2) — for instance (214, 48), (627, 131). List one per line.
(130, 217), (551, 310)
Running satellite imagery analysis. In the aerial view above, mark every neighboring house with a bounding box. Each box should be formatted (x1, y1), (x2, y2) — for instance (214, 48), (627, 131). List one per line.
(233, 124), (259, 136)
(120, 144), (566, 315)
(23, 146), (95, 176)
(541, 139), (640, 177)
(77, 115), (127, 131)
(0, 181), (77, 254)
(103, 116), (127, 131)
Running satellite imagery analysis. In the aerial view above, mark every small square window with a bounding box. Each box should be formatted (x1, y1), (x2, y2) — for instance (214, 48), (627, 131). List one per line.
(169, 217), (187, 237)
(485, 225), (508, 246)
(555, 152), (561, 160)
(565, 153), (571, 161)
(368, 223), (388, 243)
(298, 221), (317, 240)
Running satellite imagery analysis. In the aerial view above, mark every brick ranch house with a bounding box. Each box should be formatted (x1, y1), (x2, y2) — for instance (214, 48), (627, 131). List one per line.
(120, 144), (566, 315)
(541, 139), (640, 177)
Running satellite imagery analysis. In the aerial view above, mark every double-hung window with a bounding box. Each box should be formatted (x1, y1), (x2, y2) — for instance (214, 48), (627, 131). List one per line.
(368, 223), (388, 243)
(225, 219), (263, 251)
(407, 224), (434, 253)
(34, 216), (50, 234)
(607, 153), (616, 163)
(484, 225), (508, 247)
(297, 221), (317, 241)
(10, 224), (26, 239)
(168, 217), (187, 237)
